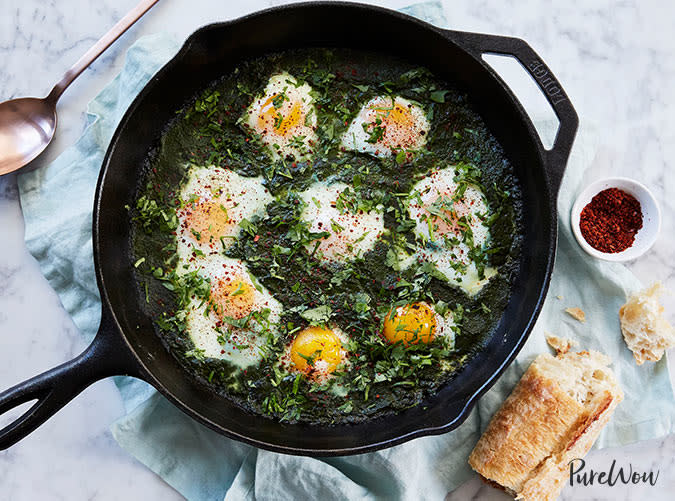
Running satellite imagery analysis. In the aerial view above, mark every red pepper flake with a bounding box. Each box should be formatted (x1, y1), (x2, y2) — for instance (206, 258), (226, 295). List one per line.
(579, 188), (643, 253)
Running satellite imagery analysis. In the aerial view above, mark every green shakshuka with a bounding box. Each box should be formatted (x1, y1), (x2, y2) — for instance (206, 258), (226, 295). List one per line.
(130, 49), (523, 423)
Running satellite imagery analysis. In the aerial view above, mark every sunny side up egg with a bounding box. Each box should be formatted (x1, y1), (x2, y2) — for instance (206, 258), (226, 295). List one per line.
(298, 182), (384, 264)
(280, 325), (350, 380)
(382, 301), (456, 347)
(341, 95), (430, 157)
(245, 72), (318, 161)
(407, 167), (497, 295)
(176, 165), (272, 259)
(184, 254), (283, 368)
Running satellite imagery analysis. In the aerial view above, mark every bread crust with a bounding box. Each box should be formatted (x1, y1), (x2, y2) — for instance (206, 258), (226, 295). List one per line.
(468, 351), (623, 501)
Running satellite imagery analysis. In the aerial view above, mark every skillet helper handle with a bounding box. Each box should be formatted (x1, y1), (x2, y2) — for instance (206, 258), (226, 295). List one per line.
(0, 309), (141, 450)
(443, 30), (579, 195)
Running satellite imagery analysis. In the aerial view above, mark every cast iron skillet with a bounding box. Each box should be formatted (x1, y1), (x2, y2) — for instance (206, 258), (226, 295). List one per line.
(0, 2), (577, 455)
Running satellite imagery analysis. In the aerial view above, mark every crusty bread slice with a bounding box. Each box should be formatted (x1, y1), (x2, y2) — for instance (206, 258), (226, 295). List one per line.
(620, 282), (675, 365)
(468, 350), (623, 501)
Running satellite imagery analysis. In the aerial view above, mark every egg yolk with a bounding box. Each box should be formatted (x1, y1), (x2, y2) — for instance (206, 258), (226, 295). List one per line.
(290, 326), (343, 373)
(210, 277), (255, 319)
(372, 101), (414, 129)
(364, 100), (419, 149)
(425, 195), (470, 238)
(184, 200), (233, 246)
(383, 302), (436, 346)
(256, 94), (304, 137)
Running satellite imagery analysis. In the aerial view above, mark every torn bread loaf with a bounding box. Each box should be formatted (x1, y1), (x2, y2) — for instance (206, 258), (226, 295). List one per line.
(468, 350), (623, 501)
(619, 282), (675, 365)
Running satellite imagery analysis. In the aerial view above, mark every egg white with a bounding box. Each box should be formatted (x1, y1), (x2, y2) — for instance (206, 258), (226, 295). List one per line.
(176, 164), (272, 259)
(407, 166), (497, 295)
(298, 182), (384, 263)
(183, 254), (283, 368)
(433, 307), (457, 348)
(245, 72), (318, 161)
(341, 95), (430, 157)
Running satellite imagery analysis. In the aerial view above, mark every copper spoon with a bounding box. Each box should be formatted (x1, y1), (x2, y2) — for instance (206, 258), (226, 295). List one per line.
(0, 0), (160, 176)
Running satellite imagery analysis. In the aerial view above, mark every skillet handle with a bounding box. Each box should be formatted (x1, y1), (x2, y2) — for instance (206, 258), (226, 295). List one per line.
(0, 308), (143, 450)
(442, 30), (579, 196)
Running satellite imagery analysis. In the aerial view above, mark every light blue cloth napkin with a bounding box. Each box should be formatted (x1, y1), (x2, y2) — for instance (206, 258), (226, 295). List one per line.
(18, 3), (675, 500)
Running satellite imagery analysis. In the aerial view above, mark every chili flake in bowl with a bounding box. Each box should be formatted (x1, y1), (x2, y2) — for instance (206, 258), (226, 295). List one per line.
(571, 177), (661, 261)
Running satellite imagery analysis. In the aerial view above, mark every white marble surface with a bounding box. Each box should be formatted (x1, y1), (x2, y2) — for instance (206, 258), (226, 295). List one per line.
(1, 0), (674, 499)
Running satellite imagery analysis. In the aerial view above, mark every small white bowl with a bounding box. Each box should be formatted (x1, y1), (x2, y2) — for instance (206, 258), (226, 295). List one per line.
(571, 177), (661, 262)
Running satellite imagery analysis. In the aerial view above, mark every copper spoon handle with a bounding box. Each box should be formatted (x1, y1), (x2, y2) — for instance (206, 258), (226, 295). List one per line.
(46, 0), (161, 103)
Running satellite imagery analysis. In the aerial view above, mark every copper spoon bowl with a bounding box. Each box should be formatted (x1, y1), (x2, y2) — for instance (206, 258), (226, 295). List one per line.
(0, 0), (160, 176)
